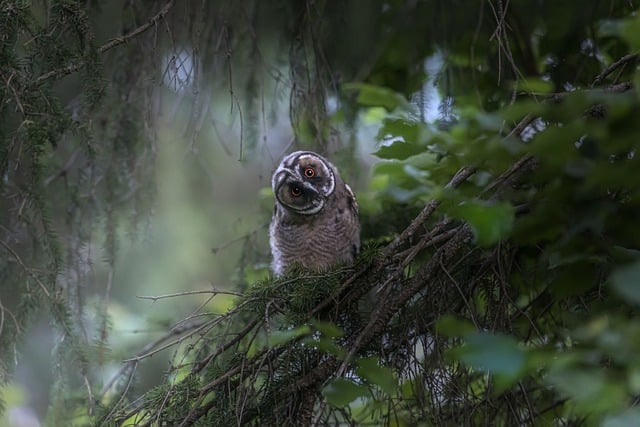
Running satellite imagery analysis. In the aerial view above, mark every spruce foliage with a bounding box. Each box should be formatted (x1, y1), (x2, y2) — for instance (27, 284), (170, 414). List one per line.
(2, 1), (640, 426)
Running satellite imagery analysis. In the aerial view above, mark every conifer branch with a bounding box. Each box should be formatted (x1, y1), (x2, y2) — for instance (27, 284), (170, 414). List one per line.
(33, 0), (175, 86)
(0, 239), (51, 298)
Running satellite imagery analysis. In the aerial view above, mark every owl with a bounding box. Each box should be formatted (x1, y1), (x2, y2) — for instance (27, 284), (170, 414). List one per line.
(269, 151), (360, 276)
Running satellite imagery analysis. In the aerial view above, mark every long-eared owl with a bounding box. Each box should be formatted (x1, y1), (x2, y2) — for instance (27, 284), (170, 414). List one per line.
(269, 151), (360, 276)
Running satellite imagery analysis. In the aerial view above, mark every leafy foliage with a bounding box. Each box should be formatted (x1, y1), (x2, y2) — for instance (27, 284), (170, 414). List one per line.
(2, 0), (640, 426)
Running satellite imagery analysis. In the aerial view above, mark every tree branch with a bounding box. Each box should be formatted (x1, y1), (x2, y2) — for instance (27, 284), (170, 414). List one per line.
(34, 0), (175, 86)
(591, 54), (638, 87)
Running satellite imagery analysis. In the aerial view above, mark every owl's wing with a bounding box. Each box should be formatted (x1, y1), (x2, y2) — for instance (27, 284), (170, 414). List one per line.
(345, 184), (359, 217)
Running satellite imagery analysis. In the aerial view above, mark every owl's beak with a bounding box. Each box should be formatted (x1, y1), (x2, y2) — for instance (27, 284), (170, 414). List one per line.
(275, 171), (320, 197)
(299, 180), (319, 196)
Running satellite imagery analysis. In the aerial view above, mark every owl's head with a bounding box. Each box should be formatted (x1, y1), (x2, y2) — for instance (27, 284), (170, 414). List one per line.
(272, 151), (336, 215)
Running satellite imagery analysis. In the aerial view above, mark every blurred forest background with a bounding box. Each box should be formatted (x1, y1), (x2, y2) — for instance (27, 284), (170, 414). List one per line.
(1, 0), (640, 426)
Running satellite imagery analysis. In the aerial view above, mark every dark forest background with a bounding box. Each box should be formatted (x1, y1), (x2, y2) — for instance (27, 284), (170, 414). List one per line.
(2, 1), (640, 425)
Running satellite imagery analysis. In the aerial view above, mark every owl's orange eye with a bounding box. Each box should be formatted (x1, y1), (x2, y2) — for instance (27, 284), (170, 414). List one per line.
(290, 185), (302, 197)
(304, 167), (315, 178)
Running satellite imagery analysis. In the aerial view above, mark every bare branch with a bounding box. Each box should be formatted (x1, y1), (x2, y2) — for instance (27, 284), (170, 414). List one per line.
(136, 288), (243, 302)
(591, 54), (639, 87)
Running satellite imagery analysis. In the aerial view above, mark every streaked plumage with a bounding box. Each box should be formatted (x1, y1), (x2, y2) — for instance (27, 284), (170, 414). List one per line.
(269, 151), (360, 276)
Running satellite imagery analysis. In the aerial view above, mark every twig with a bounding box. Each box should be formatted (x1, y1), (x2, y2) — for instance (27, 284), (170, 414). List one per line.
(99, 318), (207, 398)
(384, 166), (477, 256)
(192, 318), (261, 373)
(123, 298), (256, 364)
(0, 239), (51, 298)
(591, 54), (638, 87)
(101, 294), (259, 407)
(102, 362), (138, 423)
(506, 113), (535, 139)
(34, 0), (175, 86)
(0, 298), (21, 338)
(480, 154), (535, 197)
(174, 347), (286, 426)
(137, 288), (243, 301)
(44, 148), (81, 186)
(121, 320), (213, 363)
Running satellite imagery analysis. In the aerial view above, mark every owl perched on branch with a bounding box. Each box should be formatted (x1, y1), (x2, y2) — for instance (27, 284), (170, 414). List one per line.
(269, 151), (360, 276)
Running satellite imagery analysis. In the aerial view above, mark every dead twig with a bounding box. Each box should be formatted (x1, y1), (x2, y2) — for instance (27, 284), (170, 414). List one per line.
(591, 54), (638, 87)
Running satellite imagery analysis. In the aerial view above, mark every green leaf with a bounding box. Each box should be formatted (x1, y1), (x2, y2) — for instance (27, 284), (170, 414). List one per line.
(311, 320), (344, 338)
(528, 123), (585, 167)
(436, 314), (476, 337)
(610, 260), (640, 305)
(501, 100), (544, 123)
(549, 261), (600, 298)
(600, 16), (640, 49)
(342, 83), (409, 111)
(373, 140), (426, 160)
(355, 356), (397, 395)
(451, 332), (525, 391)
(603, 409), (640, 427)
(514, 78), (554, 94)
(268, 325), (311, 347)
(449, 201), (514, 247)
(322, 378), (369, 407)
(373, 162), (419, 186)
(385, 184), (429, 203)
(376, 118), (422, 143)
(402, 164), (430, 182)
(547, 368), (626, 415)
(307, 336), (347, 358)
(399, 378), (417, 399)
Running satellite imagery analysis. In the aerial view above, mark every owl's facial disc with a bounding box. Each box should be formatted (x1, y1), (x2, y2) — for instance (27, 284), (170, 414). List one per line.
(272, 151), (338, 215)
(274, 176), (325, 215)
(294, 153), (335, 196)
